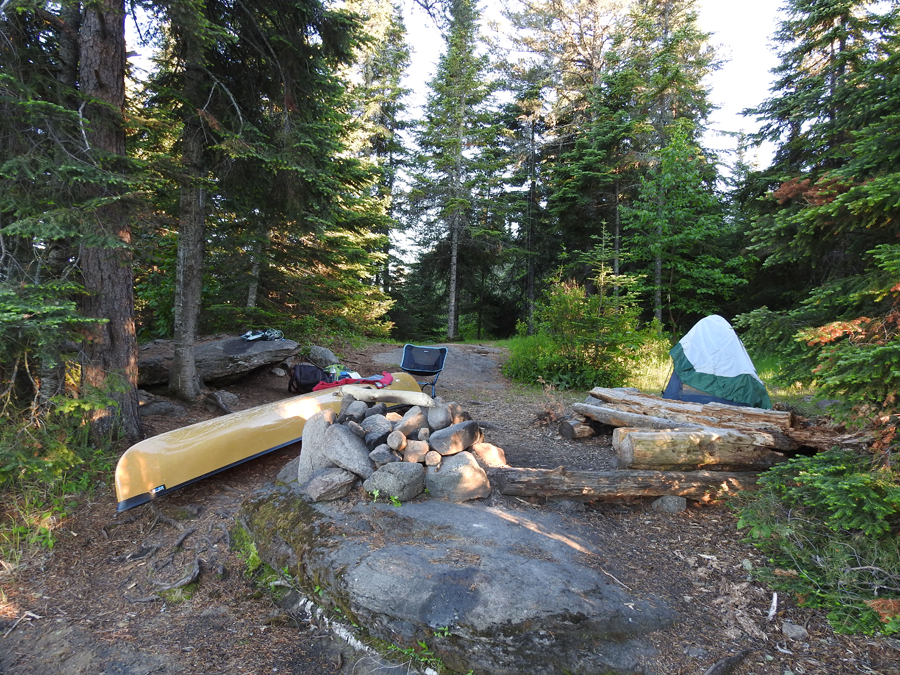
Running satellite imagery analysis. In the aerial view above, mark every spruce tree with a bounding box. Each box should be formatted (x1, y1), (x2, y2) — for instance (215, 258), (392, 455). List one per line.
(410, 0), (499, 340)
(1, 1), (142, 441)
(735, 3), (900, 418)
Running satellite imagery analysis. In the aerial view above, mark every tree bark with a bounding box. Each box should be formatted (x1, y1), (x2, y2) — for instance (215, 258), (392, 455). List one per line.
(447, 211), (460, 340)
(490, 467), (759, 500)
(169, 55), (207, 402)
(573, 402), (702, 432)
(612, 427), (788, 471)
(78, 0), (141, 443)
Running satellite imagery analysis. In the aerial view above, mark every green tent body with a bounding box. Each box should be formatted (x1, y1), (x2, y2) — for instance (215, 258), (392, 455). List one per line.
(664, 315), (772, 410)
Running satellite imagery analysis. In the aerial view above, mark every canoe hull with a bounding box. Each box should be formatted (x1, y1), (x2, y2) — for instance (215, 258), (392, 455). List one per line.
(115, 372), (421, 511)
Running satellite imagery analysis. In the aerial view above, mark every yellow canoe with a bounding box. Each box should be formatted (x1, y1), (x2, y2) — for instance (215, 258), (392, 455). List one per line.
(115, 372), (421, 512)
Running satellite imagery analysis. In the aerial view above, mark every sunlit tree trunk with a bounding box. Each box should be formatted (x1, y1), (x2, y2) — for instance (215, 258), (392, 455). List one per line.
(78, 0), (141, 442)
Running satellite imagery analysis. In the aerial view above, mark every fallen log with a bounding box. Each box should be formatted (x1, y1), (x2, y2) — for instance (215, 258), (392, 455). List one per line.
(589, 387), (794, 432)
(575, 402), (798, 452)
(342, 385), (435, 408)
(573, 402), (702, 432)
(489, 467), (759, 501)
(613, 427), (788, 471)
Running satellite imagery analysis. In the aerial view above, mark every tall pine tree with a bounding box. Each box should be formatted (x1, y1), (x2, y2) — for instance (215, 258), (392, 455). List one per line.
(410, 0), (499, 340)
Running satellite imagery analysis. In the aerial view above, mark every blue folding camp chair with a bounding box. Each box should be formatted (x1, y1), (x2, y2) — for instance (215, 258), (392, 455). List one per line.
(400, 344), (448, 398)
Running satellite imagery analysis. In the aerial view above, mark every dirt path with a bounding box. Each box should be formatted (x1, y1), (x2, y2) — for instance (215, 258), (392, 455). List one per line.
(1, 342), (897, 674)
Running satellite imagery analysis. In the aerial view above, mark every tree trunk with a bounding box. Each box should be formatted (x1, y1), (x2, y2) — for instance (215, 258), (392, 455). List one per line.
(78, 0), (141, 443)
(447, 213), (460, 341)
(526, 119), (536, 335)
(246, 237), (261, 308)
(169, 56), (207, 402)
(490, 467), (759, 500)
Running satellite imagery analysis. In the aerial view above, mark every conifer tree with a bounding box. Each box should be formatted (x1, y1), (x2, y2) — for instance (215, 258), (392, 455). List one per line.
(342, 0), (412, 295)
(410, 0), (499, 340)
(1, 1), (142, 441)
(735, 2), (900, 417)
(615, 0), (720, 327)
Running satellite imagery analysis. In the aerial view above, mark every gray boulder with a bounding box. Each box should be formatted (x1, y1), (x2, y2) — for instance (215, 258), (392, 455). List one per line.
(301, 468), (358, 502)
(402, 439), (429, 463)
(242, 495), (675, 675)
(346, 420), (366, 438)
(308, 345), (339, 368)
(362, 463), (425, 502)
(275, 455), (301, 486)
(340, 400), (370, 425)
(297, 410), (337, 485)
(386, 430), (407, 452)
(426, 402), (452, 431)
(361, 414), (394, 451)
(393, 406), (429, 437)
(425, 451), (491, 501)
(138, 390), (187, 418)
(364, 402), (388, 418)
(469, 442), (507, 469)
(651, 495), (687, 513)
(323, 424), (374, 479)
(369, 444), (401, 467)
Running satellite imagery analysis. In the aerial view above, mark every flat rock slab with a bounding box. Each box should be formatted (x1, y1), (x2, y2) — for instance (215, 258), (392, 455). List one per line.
(139, 336), (300, 386)
(242, 492), (674, 675)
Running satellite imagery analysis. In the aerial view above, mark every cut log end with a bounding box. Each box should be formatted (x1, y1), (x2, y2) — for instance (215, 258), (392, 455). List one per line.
(558, 415), (605, 440)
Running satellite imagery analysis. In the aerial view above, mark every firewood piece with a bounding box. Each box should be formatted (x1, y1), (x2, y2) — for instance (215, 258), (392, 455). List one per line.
(589, 387), (794, 431)
(558, 414), (604, 440)
(613, 427), (788, 471)
(342, 385), (435, 408)
(573, 402), (702, 432)
(490, 467), (758, 500)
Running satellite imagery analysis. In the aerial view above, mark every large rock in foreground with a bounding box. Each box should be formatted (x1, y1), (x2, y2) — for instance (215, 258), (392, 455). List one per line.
(138, 336), (300, 386)
(241, 491), (674, 675)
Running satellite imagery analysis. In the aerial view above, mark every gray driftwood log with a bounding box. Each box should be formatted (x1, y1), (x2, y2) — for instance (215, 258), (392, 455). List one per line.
(490, 467), (759, 500)
(612, 427), (788, 471)
(588, 387), (795, 432)
(572, 402), (703, 432)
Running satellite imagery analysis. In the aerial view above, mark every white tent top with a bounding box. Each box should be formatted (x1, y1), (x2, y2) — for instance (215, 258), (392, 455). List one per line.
(678, 315), (763, 382)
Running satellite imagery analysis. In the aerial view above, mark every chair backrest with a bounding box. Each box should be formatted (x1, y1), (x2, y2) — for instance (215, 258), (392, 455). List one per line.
(401, 344), (447, 373)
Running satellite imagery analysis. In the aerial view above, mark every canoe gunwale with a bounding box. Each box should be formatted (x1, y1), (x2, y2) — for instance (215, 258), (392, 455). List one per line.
(115, 434), (303, 512)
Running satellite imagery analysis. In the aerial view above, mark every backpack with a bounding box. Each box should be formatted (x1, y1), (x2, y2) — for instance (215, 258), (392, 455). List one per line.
(288, 363), (327, 394)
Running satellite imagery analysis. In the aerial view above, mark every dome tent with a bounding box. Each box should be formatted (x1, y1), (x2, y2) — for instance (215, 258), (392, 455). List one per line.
(663, 315), (772, 409)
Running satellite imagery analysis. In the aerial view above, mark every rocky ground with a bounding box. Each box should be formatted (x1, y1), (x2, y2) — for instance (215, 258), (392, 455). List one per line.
(1, 341), (898, 675)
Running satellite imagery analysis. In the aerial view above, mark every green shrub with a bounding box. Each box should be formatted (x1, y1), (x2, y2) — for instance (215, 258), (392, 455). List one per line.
(502, 273), (665, 391)
(735, 449), (900, 635)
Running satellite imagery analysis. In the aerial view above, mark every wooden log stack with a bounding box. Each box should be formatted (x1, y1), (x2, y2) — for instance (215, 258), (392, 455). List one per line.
(493, 387), (864, 504)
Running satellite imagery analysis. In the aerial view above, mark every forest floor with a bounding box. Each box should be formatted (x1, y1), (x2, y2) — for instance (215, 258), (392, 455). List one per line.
(1, 341), (898, 675)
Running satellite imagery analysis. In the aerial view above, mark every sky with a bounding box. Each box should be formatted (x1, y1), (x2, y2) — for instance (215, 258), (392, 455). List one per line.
(401, 0), (785, 169)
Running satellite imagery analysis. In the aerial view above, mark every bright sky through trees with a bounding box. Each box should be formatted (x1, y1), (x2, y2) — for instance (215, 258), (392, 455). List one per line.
(401, 0), (783, 167)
